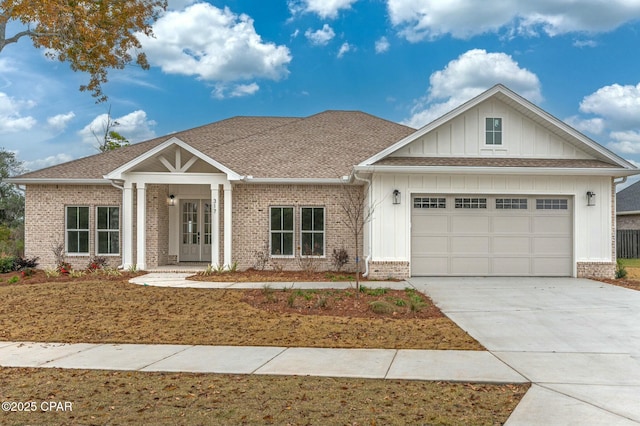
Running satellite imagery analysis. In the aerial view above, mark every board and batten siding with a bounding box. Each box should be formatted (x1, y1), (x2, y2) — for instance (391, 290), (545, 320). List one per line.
(369, 173), (614, 276)
(390, 99), (592, 159)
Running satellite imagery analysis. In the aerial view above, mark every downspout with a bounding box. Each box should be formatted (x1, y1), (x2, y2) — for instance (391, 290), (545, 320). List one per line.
(353, 172), (372, 277)
(109, 180), (125, 269)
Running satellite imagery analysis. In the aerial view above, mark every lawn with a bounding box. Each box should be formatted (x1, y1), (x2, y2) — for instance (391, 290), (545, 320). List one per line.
(0, 271), (528, 424)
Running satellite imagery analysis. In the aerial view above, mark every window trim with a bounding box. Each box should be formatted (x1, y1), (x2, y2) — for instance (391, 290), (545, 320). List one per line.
(484, 116), (503, 146)
(65, 206), (90, 256)
(300, 206), (326, 258)
(96, 206), (120, 256)
(269, 206), (295, 257)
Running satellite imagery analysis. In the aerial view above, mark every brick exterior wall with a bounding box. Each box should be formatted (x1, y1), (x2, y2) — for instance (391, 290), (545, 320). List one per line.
(368, 261), (410, 280)
(145, 184), (170, 268)
(24, 184), (123, 269)
(232, 184), (364, 273)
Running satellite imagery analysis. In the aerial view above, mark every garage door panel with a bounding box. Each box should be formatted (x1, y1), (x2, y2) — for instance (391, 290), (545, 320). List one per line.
(413, 215), (448, 233)
(451, 236), (489, 253)
(493, 236), (530, 254)
(492, 258), (531, 275)
(411, 195), (572, 276)
(532, 216), (571, 234)
(492, 216), (531, 233)
(451, 216), (489, 233)
(412, 257), (448, 275)
(412, 236), (448, 254)
(533, 237), (572, 254)
(451, 257), (490, 275)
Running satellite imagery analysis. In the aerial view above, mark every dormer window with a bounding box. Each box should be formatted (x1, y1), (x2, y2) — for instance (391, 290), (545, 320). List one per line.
(485, 118), (502, 145)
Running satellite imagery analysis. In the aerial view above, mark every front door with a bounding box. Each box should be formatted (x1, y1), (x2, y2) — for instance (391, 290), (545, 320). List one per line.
(180, 200), (212, 262)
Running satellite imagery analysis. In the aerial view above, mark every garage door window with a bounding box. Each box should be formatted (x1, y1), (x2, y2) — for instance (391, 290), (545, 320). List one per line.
(496, 198), (528, 209)
(414, 197), (446, 208)
(536, 199), (568, 210)
(455, 198), (487, 209)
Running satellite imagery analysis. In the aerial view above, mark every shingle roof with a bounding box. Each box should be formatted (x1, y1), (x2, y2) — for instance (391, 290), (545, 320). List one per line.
(616, 180), (640, 212)
(17, 111), (415, 180)
(373, 157), (619, 168)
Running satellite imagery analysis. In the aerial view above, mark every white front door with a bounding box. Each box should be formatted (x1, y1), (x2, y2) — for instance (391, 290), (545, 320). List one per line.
(180, 199), (212, 262)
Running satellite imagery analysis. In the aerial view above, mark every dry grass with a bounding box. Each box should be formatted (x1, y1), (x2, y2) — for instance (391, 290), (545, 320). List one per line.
(0, 368), (528, 425)
(0, 273), (528, 424)
(0, 278), (481, 350)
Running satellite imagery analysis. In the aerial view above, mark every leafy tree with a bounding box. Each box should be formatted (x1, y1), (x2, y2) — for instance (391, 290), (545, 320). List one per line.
(0, 148), (25, 255)
(0, 0), (167, 102)
(94, 106), (130, 152)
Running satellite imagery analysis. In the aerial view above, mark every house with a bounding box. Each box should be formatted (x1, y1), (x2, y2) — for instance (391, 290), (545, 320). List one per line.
(616, 180), (640, 230)
(9, 85), (638, 279)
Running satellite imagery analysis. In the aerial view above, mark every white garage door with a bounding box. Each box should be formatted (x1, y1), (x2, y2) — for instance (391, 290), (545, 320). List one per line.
(411, 195), (572, 276)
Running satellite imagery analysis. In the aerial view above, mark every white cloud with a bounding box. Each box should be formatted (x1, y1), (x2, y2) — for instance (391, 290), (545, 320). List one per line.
(337, 42), (353, 58)
(289, 0), (357, 19)
(25, 153), (74, 171)
(138, 4), (291, 84)
(47, 112), (76, 131)
(0, 92), (37, 133)
(375, 36), (390, 53)
(578, 83), (640, 128)
(78, 110), (157, 146)
(403, 49), (541, 128)
(573, 39), (598, 48)
(212, 82), (260, 99)
(564, 116), (605, 135)
(305, 24), (336, 46)
(386, 0), (640, 41)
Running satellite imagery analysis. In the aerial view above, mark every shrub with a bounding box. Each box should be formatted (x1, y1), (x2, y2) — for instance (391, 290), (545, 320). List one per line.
(253, 241), (270, 270)
(616, 259), (628, 279)
(7, 276), (19, 284)
(369, 300), (396, 315)
(13, 256), (39, 271)
(87, 256), (108, 271)
(0, 255), (15, 273)
(331, 248), (349, 271)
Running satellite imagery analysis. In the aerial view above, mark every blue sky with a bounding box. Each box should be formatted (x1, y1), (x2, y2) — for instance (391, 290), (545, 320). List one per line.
(2, 0), (640, 182)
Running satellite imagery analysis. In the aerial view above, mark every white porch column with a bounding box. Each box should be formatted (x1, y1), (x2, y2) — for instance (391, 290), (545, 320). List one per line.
(223, 185), (232, 267)
(122, 181), (134, 268)
(211, 184), (220, 267)
(136, 183), (146, 270)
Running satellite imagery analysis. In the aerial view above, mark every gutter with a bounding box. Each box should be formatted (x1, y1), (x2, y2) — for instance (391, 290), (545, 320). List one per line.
(238, 176), (348, 185)
(354, 165), (640, 177)
(352, 172), (372, 278)
(4, 178), (111, 185)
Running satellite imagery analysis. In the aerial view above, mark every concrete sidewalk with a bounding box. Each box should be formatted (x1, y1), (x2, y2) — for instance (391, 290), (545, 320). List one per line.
(0, 341), (526, 383)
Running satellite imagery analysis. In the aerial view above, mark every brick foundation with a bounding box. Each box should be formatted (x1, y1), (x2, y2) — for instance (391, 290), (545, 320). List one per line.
(367, 261), (410, 280)
(576, 262), (616, 279)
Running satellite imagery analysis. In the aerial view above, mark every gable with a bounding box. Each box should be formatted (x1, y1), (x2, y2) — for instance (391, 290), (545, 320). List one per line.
(361, 85), (636, 173)
(391, 98), (593, 160)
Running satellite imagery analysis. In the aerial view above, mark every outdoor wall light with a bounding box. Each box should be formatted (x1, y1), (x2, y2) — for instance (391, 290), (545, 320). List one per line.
(392, 189), (401, 205)
(587, 191), (596, 206)
(168, 194), (176, 207)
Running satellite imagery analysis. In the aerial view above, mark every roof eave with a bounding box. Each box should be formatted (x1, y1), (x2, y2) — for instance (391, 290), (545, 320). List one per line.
(354, 165), (640, 176)
(5, 178), (111, 185)
(238, 177), (351, 185)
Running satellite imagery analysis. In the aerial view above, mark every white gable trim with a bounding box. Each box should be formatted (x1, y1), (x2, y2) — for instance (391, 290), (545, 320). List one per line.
(104, 137), (241, 181)
(361, 85), (636, 170)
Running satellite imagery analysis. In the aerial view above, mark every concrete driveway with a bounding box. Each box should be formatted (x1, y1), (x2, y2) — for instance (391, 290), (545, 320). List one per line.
(408, 277), (640, 425)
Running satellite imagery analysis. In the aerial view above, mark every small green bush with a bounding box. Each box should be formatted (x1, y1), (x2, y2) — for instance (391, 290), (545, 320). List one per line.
(0, 255), (15, 273)
(369, 300), (396, 315)
(616, 259), (628, 279)
(7, 276), (19, 284)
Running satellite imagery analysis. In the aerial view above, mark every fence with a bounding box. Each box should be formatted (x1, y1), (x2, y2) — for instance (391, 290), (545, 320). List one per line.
(617, 230), (640, 258)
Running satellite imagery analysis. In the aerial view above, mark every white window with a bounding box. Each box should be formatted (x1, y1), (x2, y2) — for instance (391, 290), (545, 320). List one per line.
(66, 206), (89, 254)
(270, 207), (294, 256)
(536, 199), (568, 210)
(485, 117), (502, 145)
(496, 198), (528, 210)
(301, 207), (325, 256)
(97, 206), (120, 255)
(455, 198), (487, 209)
(414, 197), (446, 209)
